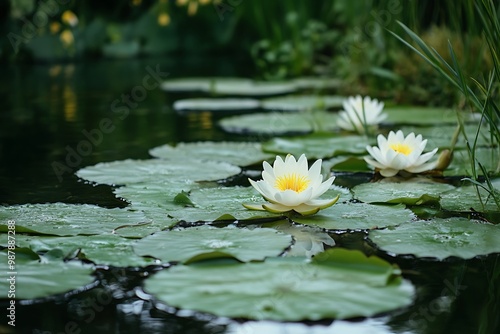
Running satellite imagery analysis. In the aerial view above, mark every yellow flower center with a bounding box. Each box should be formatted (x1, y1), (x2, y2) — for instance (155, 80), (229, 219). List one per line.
(275, 173), (310, 193)
(390, 143), (413, 156)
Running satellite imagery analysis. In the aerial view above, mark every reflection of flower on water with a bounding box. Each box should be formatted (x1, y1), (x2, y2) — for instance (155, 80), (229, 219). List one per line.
(275, 224), (335, 258)
(337, 95), (386, 134)
(244, 154), (339, 216)
(365, 130), (438, 177)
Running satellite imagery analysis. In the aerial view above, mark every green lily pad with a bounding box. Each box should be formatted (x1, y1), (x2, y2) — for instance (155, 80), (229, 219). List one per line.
(0, 251), (95, 300)
(385, 106), (468, 125)
(3, 234), (153, 267)
(160, 77), (251, 92)
(173, 98), (260, 111)
(292, 77), (342, 90)
(368, 217), (500, 260)
(400, 124), (494, 150)
(263, 134), (373, 159)
(293, 202), (415, 230)
(218, 111), (339, 135)
(261, 95), (345, 111)
(352, 180), (455, 205)
(143, 248), (414, 321)
(149, 142), (273, 167)
(214, 80), (297, 96)
(134, 226), (292, 264)
(444, 148), (500, 177)
(0, 203), (147, 237)
(440, 179), (500, 212)
(76, 158), (241, 186)
(324, 156), (371, 173)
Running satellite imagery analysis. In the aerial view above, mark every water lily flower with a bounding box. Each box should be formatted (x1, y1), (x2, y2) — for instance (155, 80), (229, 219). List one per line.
(243, 154), (339, 216)
(364, 130), (438, 177)
(337, 95), (386, 134)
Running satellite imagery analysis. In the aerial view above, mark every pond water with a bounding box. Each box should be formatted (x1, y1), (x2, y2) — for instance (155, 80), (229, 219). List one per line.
(1, 58), (499, 334)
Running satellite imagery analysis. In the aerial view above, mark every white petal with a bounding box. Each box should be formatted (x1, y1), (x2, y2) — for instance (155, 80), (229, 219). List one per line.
(311, 176), (335, 198)
(405, 160), (437, 173)
(306, 195), (340, 209)
(275, 188), (313, 207)
(248, 179), (276, 202)
(380, 168), (399, 177)
(364, 156), (386, 169)
(262, 203), (293, 214)
(413, 148), (438, 166)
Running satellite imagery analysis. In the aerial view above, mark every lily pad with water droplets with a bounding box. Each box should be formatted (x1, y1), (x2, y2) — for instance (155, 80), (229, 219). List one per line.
(0, 251), (95, 300)
(143, 248), (414, 321)
(440, 178), (500, 213)
(134, 225), (292, 264)
(76, 158), (241, 186)
(218, 111), (339, 135)
(3, 234), (154, 267)
(368, 217), (500, 260)
(0, 203), (147, 237)
(293, 202), (415, 230)
(116, 185), (282, 223)
(263, 134), (373, 159)
(352, 180), (455, 205)
(261, 95), (345, 111)
(149, 142), (273, 167)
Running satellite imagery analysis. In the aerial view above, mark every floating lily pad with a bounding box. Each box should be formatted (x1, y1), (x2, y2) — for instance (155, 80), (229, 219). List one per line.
(292, 77), (342, 90)
(77, 158), (241, 186)
(352, 180), (455, 205)
(144, 248), (414, 321)
(218, 111), (339, 135)
(261, 95), (345, 111)
(134, 226), (292, 264)
(440, 179), (500, 212)
(214, 80), (296, 96)
(149, 142), (273, 167)
(293, 202), (415, 230)
(0, 251), (95, 300)
(324, 156), (371, 173)
(385, 107), (467, 125)
(116, 185), (283, 223)
(160, 77), (251, 92)
(173, 98), (260, 111)
(4, 234), (153, 267)
(368, 218), (500, 260)
(0, 203), (147, 237)
(263, 134), (373, 159)
(400, 124), (493, 150)
(444, 148), (500, 177)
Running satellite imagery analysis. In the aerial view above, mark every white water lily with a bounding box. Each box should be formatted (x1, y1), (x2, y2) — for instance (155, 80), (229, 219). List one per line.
(365, 130), (438, 177)
(243, 154), (339, 216)
(337, 95), (386, 134)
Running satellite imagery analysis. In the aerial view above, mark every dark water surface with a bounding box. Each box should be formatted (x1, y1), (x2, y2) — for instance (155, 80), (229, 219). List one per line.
(0, 58), (499, 334)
